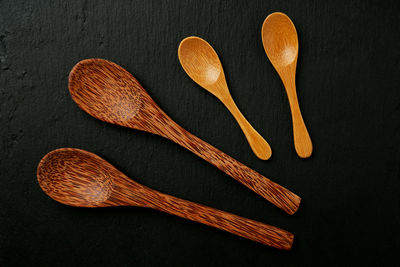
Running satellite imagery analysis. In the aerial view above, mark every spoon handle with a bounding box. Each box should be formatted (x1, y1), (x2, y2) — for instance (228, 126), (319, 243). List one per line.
(150, 108), (300, 215)
(222, 94), (272, 160)
(139, 188), (293, 249)
(283, 79), (313, 158)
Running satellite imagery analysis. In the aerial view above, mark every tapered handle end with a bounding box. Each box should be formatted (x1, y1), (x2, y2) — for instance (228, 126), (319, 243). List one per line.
(293, 120), (313, 158)
(286, 194), (301, 215)
(248, 133), (272, 160)
(280, 232), (295, 250)
(226, 100), (273, 160)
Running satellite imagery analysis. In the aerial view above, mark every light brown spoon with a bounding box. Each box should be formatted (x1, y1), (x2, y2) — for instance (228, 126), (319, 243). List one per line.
(178, 36), (272, 160)
(37, 148), (294, 249)
(68, 58), (301, 214)
(261, 12), (313, 158)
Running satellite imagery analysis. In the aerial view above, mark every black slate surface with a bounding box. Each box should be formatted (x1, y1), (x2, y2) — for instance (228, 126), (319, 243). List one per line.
(1, 0), (399, 266)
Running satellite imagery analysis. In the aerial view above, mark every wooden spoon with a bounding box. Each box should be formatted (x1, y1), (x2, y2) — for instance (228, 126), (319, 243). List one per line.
(68, 58), (301, 215)
(178, 36), (272, 160)
(37, 148), (294, 249)
(261, 12), (313, 158)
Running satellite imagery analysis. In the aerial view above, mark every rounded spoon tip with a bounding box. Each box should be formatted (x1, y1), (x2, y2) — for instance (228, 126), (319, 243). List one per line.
(253, 143), (272, 160)
(262, 12), (296, 30)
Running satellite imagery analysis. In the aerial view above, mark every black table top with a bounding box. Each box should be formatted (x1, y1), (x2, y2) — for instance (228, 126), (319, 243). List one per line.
(1, 1), (399, 266)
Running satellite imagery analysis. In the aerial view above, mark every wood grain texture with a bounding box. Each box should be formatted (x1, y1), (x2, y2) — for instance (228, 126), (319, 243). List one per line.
(68, 58), (301, 215)
(37, 148), (294, 250)
(178, 36), (272, 160)
(262, 12), (313, 158)
(2, 1), (400, 265)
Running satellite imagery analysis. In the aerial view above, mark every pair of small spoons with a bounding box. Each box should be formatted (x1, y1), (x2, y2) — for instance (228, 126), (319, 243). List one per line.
(178, 12), (312, 159)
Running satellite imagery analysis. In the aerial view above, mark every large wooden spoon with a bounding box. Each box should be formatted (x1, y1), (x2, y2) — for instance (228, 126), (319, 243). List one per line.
(262, 12), (313, 158)
(68, 58), (300, 214)
(178, 36), (272, 160)
(37, 148), (294, 249)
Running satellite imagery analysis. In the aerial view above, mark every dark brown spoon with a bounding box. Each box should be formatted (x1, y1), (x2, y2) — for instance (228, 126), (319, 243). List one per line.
(37, 148), (294, 249)
(68, 58), (300, 215)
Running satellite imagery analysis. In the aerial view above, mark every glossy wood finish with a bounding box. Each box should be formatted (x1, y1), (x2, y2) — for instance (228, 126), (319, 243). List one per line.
(262, 12), (313, 158)
(178, 36), (272, 160)
(68, 58), (301, 214)
(37, 148), (294, 249)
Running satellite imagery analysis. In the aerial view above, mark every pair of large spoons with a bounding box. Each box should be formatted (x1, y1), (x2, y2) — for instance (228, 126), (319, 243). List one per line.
(179, 12), (312, 159)
(68, 58), (300, 215)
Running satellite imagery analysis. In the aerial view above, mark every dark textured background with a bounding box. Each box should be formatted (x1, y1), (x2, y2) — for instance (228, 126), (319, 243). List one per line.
(1, 0), (399, 266)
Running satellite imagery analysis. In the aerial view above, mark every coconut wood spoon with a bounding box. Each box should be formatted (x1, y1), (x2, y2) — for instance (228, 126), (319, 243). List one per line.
(261, 12), (313, 158)
(178, 36), (272, 160)
(68, 58), (300, 214)
(37, 148), (294, 249)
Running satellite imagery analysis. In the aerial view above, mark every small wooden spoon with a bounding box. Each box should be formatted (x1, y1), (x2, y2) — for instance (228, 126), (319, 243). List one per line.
(261, 12), (313, 158)
(68, 58), (301, 214)
(178, 36), (272, 160)
(37, 148), (294, 249)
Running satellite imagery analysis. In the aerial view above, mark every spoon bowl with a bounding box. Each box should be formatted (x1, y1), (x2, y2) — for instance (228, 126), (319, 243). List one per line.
(37, 148), (294, 249)
(178, 37), (223, 88)
(69, 59), (149, 128)
(261, 13), (298, 68)
(68, 58), (300, 214)
(37, 148), (115, 207)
